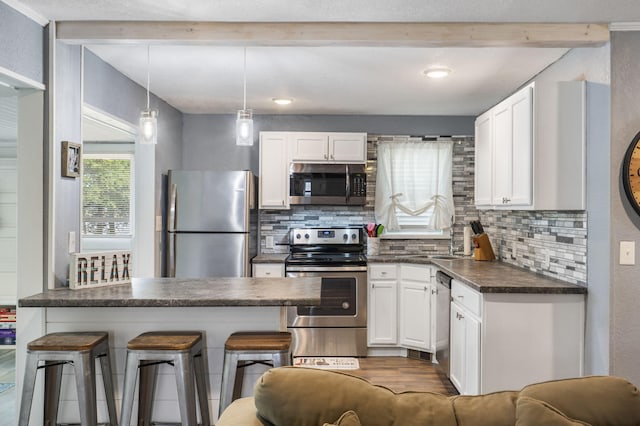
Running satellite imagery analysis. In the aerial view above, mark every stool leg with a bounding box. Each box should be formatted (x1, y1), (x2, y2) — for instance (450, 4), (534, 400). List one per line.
(73, 351), (98, 426)
(193, 352), (210, 426)
(18, 352), (38, 426)
(272, 350), (291, 368)
(98, 348), (118, 426)
(43, 360), (64, 425)
(174, 352), (197, 426)
(219, 351), (239, 415)
(120, 351), (140, 426)
(137, 361), (158, 426)
(232, 361), (245, 401)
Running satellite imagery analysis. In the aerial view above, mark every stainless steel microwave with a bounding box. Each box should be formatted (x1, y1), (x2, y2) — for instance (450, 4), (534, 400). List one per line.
(289, 163), (366, 206)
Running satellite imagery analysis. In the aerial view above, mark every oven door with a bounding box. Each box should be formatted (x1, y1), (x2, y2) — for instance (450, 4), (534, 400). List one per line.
(286, 269), (367, 328)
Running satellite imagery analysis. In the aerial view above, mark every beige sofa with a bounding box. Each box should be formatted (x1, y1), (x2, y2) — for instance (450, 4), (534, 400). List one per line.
(216, 367), (640, 426)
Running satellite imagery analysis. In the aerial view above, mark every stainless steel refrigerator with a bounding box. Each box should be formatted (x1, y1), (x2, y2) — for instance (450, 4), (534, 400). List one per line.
(167, 170), (257, 278)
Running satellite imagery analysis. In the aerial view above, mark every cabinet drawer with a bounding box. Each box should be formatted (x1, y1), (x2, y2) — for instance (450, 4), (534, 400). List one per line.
(369, 264), (397, 279)
(253, 263), (284, 277)
(451, 280), (481, 317)
(400, 264), (431, 282)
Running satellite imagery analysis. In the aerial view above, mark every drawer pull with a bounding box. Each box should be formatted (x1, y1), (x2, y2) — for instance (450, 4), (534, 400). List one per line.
(457, 295), (464, 299)
(265, 272), (271, 275)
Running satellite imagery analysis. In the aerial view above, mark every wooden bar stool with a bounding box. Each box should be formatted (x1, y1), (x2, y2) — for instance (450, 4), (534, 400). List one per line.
(219, 331), (291, 415)
(120, 331), (211, 426)
(18, 331), (117, 426)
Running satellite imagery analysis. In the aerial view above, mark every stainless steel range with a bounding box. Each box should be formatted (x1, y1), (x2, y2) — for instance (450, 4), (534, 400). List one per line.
(285, 227), (367, 357)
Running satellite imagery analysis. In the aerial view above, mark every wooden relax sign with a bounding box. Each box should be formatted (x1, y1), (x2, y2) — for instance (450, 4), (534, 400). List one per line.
(70, 251), (132, 289)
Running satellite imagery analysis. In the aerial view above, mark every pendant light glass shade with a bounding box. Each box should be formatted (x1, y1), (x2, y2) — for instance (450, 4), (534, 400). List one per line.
(138, 45), (158, 145)
(139, 109), (158, 145)
(236, 109), (253, 146)
(236, 47), (254, 146)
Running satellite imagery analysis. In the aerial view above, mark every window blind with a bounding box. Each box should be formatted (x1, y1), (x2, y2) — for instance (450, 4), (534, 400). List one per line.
(82, 154), (134, 237)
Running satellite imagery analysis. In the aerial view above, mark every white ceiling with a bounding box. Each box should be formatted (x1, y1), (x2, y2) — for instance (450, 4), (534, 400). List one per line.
(9, 0), (632, 117)
(86, 44), (570, 116)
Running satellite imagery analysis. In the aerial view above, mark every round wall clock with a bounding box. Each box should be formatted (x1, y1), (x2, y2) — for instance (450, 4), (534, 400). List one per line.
(622, 131), (640, 216)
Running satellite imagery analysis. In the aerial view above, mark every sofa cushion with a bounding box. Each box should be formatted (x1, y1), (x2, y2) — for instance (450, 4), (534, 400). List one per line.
(253, 367), (458, 426)
(450, 391), (518, 426)
(520, 376), (640, 425)
(515, 396), (591, 426)
(322, 410), (362, 426)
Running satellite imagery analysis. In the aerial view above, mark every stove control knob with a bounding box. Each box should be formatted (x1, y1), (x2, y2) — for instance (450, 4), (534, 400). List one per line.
(304, 233), (310, 239)
(351, 233), (357, 240)
(295, 233), (301, 240)
(343, 233), (348, 240)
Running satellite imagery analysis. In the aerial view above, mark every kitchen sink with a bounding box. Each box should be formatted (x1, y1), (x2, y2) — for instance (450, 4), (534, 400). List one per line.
(397, 254), (463, 260)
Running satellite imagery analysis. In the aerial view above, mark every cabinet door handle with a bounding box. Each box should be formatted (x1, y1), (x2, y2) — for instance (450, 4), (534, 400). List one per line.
(424, 286), (428, 291)
(371, 283), (375, 289)
(432, 289), (437, 295)
(457, 312), (464, 320)
(457, 295), (464, 299)
(324, 153), (328, 159)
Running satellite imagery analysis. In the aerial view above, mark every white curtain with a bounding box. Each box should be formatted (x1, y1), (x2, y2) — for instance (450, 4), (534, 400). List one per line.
(375, 140), (455, 231)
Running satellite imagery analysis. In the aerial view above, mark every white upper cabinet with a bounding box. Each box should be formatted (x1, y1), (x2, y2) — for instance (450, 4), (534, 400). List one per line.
(475, 81), (586, 210)
(290, 132), (366, 163)
(259, 132), (290, 209)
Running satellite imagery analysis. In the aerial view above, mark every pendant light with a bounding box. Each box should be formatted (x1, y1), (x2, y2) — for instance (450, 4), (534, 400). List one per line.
(138, 45), (158, 145)
(236, 47), (253, 146)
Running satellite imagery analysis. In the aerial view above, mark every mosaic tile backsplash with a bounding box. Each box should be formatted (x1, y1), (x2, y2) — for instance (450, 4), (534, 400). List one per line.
(258, 134), (587, 286)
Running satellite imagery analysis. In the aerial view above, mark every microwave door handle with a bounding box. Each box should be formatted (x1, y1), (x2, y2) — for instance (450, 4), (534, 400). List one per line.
(345, 164), (350, 204)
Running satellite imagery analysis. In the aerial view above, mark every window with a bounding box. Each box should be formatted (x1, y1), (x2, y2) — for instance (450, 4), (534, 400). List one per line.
(375, 139), (454, 238)
(82, 152), (135, 237)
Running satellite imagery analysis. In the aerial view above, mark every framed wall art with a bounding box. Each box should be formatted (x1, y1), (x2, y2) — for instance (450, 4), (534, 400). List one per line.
(62, 141), (81, 178)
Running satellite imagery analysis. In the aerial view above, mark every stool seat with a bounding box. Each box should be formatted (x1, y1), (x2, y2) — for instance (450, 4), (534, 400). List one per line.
(219, 331), (291, 415)
(224, 331), (292, 351)
(27, 331), (108, 352)
(127, 331), (202, 350)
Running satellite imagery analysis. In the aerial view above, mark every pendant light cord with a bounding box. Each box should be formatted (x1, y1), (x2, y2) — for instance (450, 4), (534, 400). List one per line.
(146, 45), (151, 110)
(242, 46), (247, 111)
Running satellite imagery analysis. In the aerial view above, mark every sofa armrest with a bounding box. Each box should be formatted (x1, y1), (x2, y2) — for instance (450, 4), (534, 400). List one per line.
(216, 397), (265, 426)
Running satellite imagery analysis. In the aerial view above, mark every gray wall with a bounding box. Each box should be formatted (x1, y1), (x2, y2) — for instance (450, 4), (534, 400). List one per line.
(53, 42), (82, 287)
(182, 114), (475, 174)
(0, 2), (44, 84)
(610, 31), (640, 387)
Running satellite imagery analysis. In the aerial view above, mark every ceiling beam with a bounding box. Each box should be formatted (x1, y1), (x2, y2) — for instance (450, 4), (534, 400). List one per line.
(56, 21), (609, 47)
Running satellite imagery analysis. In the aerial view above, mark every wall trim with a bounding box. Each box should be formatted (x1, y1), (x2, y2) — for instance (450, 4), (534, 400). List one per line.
(610, 22), (640, 31)
(0, 65), (45, 90)
(1, 0), (49, 26)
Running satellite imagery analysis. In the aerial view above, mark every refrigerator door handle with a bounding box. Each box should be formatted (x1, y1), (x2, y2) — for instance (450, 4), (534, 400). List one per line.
(167, 232), (176, 277)
(168, 183), (177, 232)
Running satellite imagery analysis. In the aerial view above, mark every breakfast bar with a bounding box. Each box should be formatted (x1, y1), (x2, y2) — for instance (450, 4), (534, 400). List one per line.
(18, 277), (321, 423)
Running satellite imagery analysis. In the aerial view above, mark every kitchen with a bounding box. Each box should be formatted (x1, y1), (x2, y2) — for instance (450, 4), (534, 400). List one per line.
(3, 2), (639, 423)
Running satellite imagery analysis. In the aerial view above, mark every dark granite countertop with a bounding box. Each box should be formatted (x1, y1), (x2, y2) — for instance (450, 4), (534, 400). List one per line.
(19, 277), (321, 308)
(367, 255), (586, 294)
(252, 254), (288, 263)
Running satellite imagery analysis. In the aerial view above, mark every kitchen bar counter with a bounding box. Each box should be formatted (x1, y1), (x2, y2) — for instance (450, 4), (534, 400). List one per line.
(367, 255), (586, 294)
(18, 276), (321, 308)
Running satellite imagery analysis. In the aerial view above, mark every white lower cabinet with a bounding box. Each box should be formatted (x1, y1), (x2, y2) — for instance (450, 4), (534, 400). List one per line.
(449, 279), (585, 395)
(368, 263), (434, 352)
(368, 264), (398, 345)
(449, 297), (481, 395)
(398, 264), (433, 351)
(252, 263), (285, 277)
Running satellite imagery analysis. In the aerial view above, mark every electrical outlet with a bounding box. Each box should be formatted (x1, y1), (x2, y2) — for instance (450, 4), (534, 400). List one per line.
(266, 236), (274, 249)
(620, 241), (635, 265)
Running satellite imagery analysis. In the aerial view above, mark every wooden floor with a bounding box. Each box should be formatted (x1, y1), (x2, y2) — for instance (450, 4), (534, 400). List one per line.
(346, 356), (458, 395)
(0, 351), (456, 422)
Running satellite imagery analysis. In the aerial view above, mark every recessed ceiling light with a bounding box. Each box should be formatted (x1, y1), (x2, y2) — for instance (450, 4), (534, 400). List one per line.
(423, 68), (452, 79)
(272, 98), (293, 106)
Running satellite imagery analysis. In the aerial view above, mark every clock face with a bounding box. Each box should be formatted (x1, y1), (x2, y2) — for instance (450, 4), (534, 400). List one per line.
(622, 131), (640, 217)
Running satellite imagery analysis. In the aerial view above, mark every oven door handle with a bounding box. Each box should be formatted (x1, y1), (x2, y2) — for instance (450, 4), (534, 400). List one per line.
(286, 266), (367, 273)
